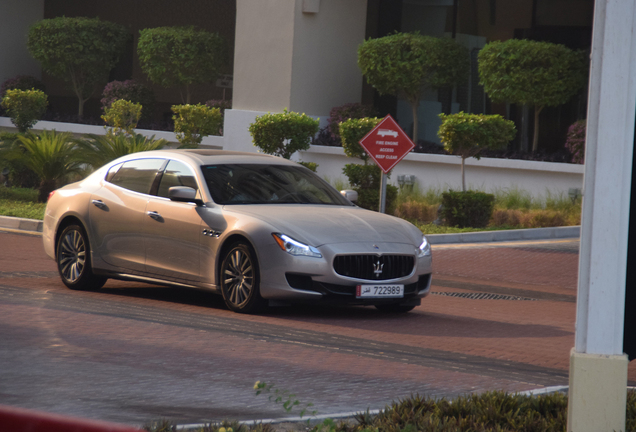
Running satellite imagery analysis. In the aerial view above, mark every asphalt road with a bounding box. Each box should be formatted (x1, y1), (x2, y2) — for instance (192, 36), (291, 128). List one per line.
(1, 231), (632, 427)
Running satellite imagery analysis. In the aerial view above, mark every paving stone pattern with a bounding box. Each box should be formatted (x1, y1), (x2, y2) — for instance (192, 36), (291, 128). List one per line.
(1, 232), (634, 427)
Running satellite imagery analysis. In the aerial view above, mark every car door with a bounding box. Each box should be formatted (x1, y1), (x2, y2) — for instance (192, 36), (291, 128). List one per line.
(143, 159), (203, 282)
(89, 158), (166, 273)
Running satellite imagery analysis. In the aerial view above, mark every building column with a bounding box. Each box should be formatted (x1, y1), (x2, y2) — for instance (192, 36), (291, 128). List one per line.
(567, 0), (636, 431)
(226, 0), (368, 153)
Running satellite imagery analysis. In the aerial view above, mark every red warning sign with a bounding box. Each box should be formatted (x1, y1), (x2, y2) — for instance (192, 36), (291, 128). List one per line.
(358, 115), (415, 174)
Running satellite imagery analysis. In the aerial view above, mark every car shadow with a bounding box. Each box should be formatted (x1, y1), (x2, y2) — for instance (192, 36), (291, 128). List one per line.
(96, 282), (571, 339)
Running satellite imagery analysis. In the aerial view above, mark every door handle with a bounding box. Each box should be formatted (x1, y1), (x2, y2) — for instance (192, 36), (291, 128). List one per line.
(146, 210), (163, 221)
(91, 199), (108, 210)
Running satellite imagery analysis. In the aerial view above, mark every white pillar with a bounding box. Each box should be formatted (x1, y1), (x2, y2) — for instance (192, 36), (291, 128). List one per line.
(232, 0), (368, 116)
(567, 0), (636, 430)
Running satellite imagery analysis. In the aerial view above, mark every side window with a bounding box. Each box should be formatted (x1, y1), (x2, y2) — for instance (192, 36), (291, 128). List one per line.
(105, 163), (123, 182)
(108, 159), (165, 194)
(156, 160), (199, 199)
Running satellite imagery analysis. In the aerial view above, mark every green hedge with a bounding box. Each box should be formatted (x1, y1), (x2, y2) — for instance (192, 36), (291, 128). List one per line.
(441, 190), (495, 228)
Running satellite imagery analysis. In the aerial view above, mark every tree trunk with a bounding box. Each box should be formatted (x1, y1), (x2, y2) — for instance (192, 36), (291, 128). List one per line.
(38, 179), (57, 203)
(411, 101), (419, 143)
(461, 157), (466, 192)
(78, 98), (84, 119)
(532, 105), (544, 152)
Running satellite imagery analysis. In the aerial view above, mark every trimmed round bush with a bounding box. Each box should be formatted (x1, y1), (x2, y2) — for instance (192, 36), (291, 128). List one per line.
(172, 103), (223, 149)
(1, 89), (48, 133)
(102, 99), (143, 135)
(248, 109), (319, 159)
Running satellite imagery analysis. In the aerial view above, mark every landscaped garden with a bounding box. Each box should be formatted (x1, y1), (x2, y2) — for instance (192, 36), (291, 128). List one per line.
(0, 18), (586, 234)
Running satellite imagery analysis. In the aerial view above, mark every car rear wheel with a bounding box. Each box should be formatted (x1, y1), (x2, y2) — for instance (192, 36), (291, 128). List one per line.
(56, 224), (107, 291)
(220, 241), (265, 313)
(375, 303), (416, 313)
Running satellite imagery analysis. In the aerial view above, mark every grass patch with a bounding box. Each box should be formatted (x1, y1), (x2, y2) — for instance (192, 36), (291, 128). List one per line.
(0, 199), (46, 220)
(0, 186), (45, 219)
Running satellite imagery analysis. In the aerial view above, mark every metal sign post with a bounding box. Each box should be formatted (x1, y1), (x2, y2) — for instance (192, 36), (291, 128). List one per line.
(379, 172), (387, 213)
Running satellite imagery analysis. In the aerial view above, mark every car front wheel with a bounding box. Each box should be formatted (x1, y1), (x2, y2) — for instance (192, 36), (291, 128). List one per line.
(220, 241), (265, 313)
(56, 224), (107, 291)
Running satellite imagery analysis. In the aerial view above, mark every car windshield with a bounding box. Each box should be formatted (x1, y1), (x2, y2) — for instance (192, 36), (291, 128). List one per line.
(202, 164), (352, 205)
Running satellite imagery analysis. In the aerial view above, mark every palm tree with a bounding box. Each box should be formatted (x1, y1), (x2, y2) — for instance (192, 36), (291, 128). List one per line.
(14, 130), (83, 202)
(75, 133), (168, 169)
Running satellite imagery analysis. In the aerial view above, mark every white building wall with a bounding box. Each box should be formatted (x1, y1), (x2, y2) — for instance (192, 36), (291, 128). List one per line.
(298, 145), (584, 197)
(0, 0), (43, 84)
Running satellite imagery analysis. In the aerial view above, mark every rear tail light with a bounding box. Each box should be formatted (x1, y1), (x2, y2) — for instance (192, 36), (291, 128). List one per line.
(47, 191), (55, 201)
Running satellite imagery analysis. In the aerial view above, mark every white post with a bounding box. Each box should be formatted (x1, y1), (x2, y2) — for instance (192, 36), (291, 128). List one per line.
(567, 0), (636, 431)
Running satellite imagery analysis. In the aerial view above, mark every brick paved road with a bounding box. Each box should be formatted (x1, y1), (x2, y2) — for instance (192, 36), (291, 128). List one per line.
(0, 232), (634, 426)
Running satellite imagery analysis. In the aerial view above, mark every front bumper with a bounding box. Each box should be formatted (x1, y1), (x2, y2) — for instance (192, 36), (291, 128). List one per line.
(257, 240), (433, 305)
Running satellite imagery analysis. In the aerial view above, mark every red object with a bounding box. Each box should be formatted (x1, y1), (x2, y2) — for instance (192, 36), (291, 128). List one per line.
(0, 404), (143, 432)
(358, 115), (415, 174)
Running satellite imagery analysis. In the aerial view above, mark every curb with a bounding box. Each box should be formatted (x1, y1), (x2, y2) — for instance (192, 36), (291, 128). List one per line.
(0, 216), (43, 233)
(426, 226), (580, 245)
(0, 215), (581, 244)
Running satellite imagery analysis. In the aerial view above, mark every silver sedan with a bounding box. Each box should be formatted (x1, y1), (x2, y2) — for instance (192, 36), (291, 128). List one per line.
(43, 149), (432, 313)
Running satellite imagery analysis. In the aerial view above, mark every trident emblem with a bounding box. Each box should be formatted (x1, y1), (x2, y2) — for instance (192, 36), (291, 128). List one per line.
(373, 260), (384, 277)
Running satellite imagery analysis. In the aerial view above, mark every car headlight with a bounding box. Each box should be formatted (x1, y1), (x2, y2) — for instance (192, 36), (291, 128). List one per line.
(417, 236), (431, 257)
(272, 233), (322, 258)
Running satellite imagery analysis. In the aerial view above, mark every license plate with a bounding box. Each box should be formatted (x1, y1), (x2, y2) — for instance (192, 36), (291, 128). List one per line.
(356, 284), (404, 298)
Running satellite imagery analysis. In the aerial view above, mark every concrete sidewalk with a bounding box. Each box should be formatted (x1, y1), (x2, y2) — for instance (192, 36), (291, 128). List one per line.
(0, 215), (580, 244)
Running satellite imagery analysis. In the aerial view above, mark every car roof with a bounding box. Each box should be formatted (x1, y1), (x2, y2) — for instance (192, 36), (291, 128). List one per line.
(114, 149), (297, 166)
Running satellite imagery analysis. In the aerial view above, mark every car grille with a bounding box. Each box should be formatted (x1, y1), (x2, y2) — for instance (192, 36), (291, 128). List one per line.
(333, 254), (415, 281)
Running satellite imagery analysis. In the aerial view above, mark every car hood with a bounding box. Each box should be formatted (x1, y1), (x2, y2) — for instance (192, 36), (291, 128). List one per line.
(224, 205), (422, 247)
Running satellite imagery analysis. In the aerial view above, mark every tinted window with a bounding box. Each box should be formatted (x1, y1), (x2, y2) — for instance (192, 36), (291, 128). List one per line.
(108, 159), (165, 194)
(105, 163), (123, 182)
(202, 164), (350, 205)
(157, 160), (199, 198)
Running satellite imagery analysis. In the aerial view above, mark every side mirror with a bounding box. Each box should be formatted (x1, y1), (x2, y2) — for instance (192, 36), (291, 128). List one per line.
(169, 186), (204, 206)
(340, 189), (358, 203)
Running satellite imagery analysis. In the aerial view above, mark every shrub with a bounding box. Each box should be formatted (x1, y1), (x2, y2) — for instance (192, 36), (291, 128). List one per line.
(441, 190), (495, 228)
(101, 99), (142, 136)
(478, 39), (587, 152)
(172, 103), (223, 149)
(12, 131), (82, 202)
(101, 80), (155, 122)
(248, 109), (319, 159)
(0, 75), (45, 98)
(1, 89), (48, 133)
(393, 200), (438, 224)
(358, 32), (469, 140)
(438, 112), (516, 191)
(328, 103), (378, 140)
(338, 117), (381, 162)
(298, 161), (318, 172)
(76, 133), (167, 169)
(343, 163), (398, 212)
(0, 132), (39, 188)
(138, 26), (226, 104)
(566, 119), (586, 164)
(27, 16), (128, 117)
